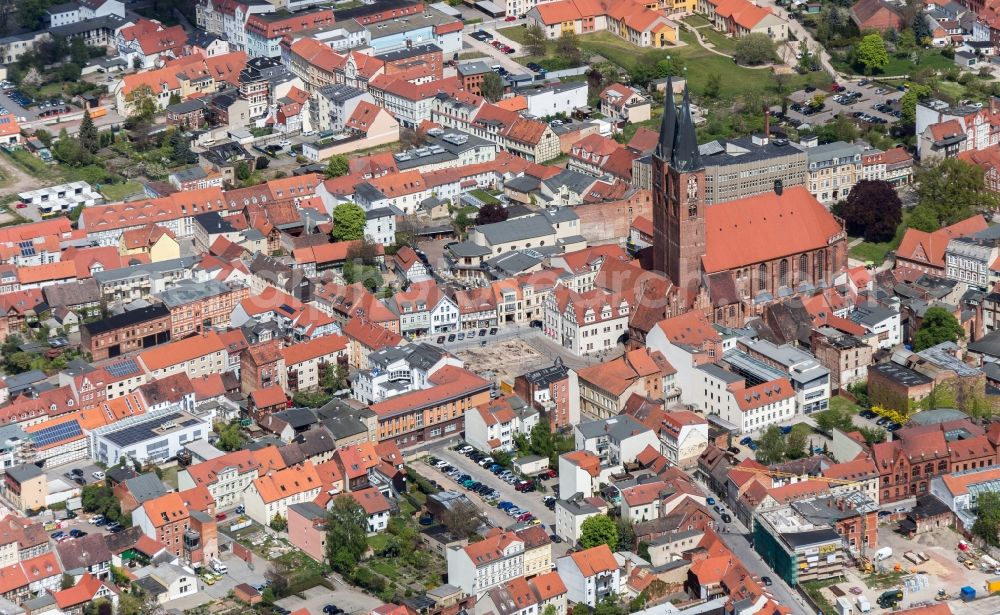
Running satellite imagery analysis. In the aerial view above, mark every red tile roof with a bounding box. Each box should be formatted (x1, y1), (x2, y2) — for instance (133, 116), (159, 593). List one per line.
(702, 186), (844, 273)
(569, 544), (619, 576)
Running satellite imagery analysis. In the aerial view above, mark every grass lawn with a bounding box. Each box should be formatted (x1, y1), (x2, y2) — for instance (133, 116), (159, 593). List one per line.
(370, 561), (400, 580)
(803, 579), (839, 615)
(100, 181), (143, 202)
(682, 14), (712, 27)
(829, 395), (863, 415)
(458, 51), (487, 60)
(159, 465), (179, 490)
(367, 534), (390, 552)
(694, 25), (739, 54)
(577, 31), (828, 100)
(497, 25), (528, 44)
(848, 209), (912, 265)
(831, 49), (954, 77)
(5, 149), (52, 177)
(469, 188), (500, 204)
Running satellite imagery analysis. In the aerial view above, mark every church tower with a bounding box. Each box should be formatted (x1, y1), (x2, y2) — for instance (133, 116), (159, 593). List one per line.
(652, 81), (706, 307)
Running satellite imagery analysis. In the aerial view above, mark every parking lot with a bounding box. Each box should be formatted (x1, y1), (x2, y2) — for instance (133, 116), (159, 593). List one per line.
(274, 583), (383, 615)
(785, 78), (904, 129)
(0, 81), (71, 121)
(420, 445), (570, 558)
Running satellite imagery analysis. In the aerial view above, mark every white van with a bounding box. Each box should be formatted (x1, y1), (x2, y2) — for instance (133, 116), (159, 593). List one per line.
(212, 559), (228, 574)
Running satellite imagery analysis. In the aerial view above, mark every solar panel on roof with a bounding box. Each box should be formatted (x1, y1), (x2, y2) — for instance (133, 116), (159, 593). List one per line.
(105, 358), (140, 378)
(32, 420), (82, 448)
(18, 241), (35, 257)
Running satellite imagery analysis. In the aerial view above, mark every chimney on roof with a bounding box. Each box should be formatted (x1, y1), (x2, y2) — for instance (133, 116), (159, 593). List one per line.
(774, 179), (783, 196)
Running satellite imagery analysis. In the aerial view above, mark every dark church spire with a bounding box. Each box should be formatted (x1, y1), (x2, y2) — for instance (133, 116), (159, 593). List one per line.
(670, 84), (703, 172)
(655, 76), (676, 161)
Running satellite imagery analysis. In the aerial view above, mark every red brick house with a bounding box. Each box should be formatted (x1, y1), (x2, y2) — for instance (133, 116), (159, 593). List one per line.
(849, 0), (903, 31)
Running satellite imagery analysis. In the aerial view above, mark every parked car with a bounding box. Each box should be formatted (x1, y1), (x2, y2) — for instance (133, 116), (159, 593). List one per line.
(706, 497), (715, 505)
(92, 471), (105, 480)
(761, 576), (772, 586)
(215, 513), (227, 521)
(721, 513), (732, 523)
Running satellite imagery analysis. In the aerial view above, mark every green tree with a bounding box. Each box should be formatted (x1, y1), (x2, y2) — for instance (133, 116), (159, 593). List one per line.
(325, 496), (369, 571)
(785, 425), (809, 460)
(755, 425), (785, 464)
(18, 0), (46, 29)
(480, 71), (505, 103)
(168, 130), (196, 165)
(579, 515), (619, 550)
(79, 108), (99, 154)
(814, 406), (856, 432)
(913, 306), (965, 351)
(60, 574), (74, 590)
(331, 202), (366, 241)
(292, 390), (331, 408)
(858, 426), (887, 444)
(833, 179), (902, 242)
(214, 421), (245, 452)
(269, 514), (287, 531)
(325, 154), (349, 178)
(899, 82), (932, 126)
(912, 158), (998, 229)
(615, 517), (636, 551)
(524, 24), (548, 56)
(343, 262), (384, 292)
(235, 161), (252, 182)
(704, 73), (721, 99)
(555, 31), (582, 65)
(973, 491), (1000, 546)
(734, 33), (776, 65)
(856, 33), (889, 73)
(125, 85), (157, 121)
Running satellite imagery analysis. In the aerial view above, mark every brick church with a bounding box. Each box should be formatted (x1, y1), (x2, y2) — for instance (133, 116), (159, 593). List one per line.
(651, 79), (849, 327)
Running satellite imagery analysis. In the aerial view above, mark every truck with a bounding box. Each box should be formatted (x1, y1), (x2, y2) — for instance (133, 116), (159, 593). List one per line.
(961, 586), (977, 602)
(856, 596), (871, 613)
(987, 577), (1000, 594)
(904, 551), (921, 565)
(877, 590), (903, 609)
(836, 597), (854, 615)
(874, 547), (893, 561)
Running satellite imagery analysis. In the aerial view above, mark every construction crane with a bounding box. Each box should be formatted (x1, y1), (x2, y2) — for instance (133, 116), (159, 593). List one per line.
(733, 465), (876, 569)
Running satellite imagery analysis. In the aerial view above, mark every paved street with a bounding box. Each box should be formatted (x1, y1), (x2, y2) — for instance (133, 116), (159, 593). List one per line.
(420, 446), (571, 559)
(696, 478), (809, 615)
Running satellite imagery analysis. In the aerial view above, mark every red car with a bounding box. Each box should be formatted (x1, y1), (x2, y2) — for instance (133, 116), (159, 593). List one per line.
(215, 513), (227, 521)
(15, 203), (25, 209)
(505, 15), (516, 20)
